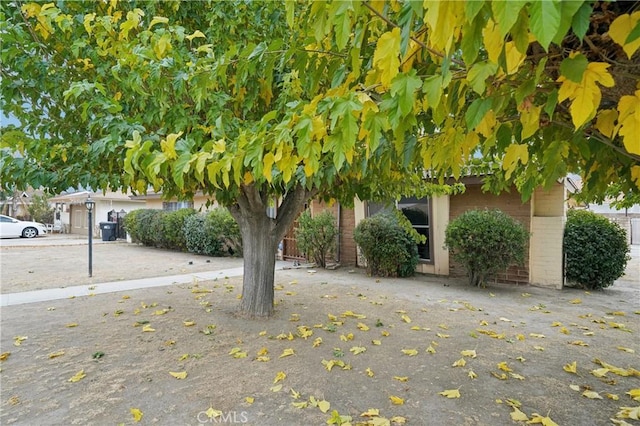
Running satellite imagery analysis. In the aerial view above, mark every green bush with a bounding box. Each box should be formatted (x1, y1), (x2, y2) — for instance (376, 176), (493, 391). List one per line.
(160, 208), (196, 250)
(564, 210), (630, 290)
(354, 212), (418, 277)
(444, 209), (528, 287)
(295, 210), (338, 268)
(27, 194), (54, 223)
(184, 208), (242, 257)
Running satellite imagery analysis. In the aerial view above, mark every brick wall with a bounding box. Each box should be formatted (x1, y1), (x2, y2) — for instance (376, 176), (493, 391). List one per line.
(311, 201), (358, 266)
(449, 185), (531, 285)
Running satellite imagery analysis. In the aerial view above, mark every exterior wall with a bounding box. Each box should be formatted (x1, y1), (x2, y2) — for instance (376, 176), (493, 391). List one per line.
(143, 195), (217, 211)
(310, 200), (358, 266)
(449, 185), (531, 285)
(529, 184), (566, 289)
(415, 195), (449, 275)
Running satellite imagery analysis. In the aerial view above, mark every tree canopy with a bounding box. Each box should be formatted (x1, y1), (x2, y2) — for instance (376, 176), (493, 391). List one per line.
(1, 1), (639, 316)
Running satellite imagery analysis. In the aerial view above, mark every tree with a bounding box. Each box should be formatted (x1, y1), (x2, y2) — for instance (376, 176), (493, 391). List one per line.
(2, 1), (639, 316)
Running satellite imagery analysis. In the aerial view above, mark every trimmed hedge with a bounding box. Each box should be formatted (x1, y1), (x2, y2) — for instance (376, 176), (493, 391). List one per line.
(564, 209), (630, 290)
(354, 212), (418, 277)
(444, 209), (528, 286)
(123, 208), (196, 251)
(184, 208), (242, 257)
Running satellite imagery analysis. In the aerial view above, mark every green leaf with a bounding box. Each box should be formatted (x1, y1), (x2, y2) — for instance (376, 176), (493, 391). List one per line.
(626, 19), (640, 44)
(422, 75), (443, 108)
(467, 62), (498, 94)
(552, 1), (586, 45)
(559, 53), (588, 83)
(465, 0), (486, 22)
(465, 98), (492, 130)
(285, 0), (295, 28)
(491, 0), (526, 37)
(390, 71), (422, 117)
(529, 0), (561, 51)
(571, 2), (592, 40)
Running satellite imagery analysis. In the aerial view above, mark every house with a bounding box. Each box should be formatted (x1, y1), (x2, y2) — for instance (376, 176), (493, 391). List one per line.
(129, 191), (217, 212)
(287, 178), (570, 290)
(48, 190), (145, 237)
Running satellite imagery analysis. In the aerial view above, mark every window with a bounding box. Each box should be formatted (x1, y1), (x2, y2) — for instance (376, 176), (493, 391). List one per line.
(162, 201), (193, 211)
(398, 197), (431, 261)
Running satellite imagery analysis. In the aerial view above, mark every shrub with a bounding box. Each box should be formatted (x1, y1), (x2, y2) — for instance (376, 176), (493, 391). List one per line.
(27, 194), (54, 223)
(123, 209), (144, 243)
(354, 212), (418, 277)
(444, 209), (528, 287)
(564, 209), (630, 290)
(184, 208), (242, 257)
(160, 208), (196, 250)
(295, 210), (338, 268)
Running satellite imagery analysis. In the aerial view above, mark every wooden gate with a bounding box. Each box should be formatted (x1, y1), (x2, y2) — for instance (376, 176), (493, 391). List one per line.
(282, 209), (306, 261)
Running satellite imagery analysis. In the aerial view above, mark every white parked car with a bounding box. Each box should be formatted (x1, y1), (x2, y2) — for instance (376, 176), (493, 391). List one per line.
(0, 214), (47, 238)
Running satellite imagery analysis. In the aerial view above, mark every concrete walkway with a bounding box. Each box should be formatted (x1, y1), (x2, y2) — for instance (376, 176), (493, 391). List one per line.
(0, 261), (292, 307)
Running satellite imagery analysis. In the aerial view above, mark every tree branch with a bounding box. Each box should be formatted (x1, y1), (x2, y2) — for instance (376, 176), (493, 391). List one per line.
(274, 184), (319, 242)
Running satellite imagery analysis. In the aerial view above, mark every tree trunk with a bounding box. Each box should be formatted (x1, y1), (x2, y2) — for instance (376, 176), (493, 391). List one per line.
(228, 183), (318, 318)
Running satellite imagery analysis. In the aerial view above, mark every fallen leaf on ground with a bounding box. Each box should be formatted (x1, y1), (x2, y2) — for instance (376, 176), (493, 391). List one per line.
(401, 349), (418, 356)
(142, 324), (155, 332)
(0, 352), (10, 361)
(130, 408), (143, 422)
(245, 396), (254, 404)
(582, 390), (603, 399)
(468, 370), (478, 379)
(393, 376), (409, 382)
(563, 361), (578, 374)
(365, 368), (375, 377)
(439, 389), (461, 398)
(461, 349), (477, 358)
(511, 408), (529, 421)
(274, 371), (286, 383)
(626, 389), (640, 401)
(68, 370), (86, 382)
(452, 358), (466, 367)
(280, 348), (295, 358)
(48, 350), (65, 359)
(169, 371), (187, 379)
(389, 395), (404, 405)
(13, 336), (27, 346)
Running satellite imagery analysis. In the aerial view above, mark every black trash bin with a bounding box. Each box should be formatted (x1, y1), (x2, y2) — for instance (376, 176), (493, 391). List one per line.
(99, 222), (117, 241)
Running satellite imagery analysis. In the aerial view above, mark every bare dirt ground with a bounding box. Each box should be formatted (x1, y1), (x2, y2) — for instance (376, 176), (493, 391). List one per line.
(1, 240), (639, 425)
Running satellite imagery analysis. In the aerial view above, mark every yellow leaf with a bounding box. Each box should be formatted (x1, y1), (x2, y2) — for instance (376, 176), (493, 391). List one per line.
(389, 395), (405, 405)
(361, 408), (380, 417)
(596, 109), (618, 138)
(402, 349), (418, 356)
(426, 345), (436, 354)
(373, 28), (401, 88)
(461, 349), (477, 358)
(205, 407), (222, 418)
(48, 350), (65, 359)
(569, 340), (589, 346)
(186, 30), (206, 42)
(582, 390), (603, 399)
(505, 41), (526, 75)
(439, 389), (461, 398)
(357, 322), (369, 331)
(570, 384), (581, 391)
(130, 408), (143, 422)
(591, 368), (609, 378)
(609, 12), (640, 59)
(317, 400), (330, 413)
(381, 330), (390, 337)
(66, 323), (78, 328)
(529, 333), (545, 338)
(617, 90), (640, 156)
(394, 376), (409, 382)
(468, 370), (478, 379)
(511, 408), (529, 421)
(551, 321), (562, 327)
(280, 348), (295, 358)
(391, 416), (407, 424)
(528, 413), (559, 426)
(401, 314), (411, 323)
(142, 324), (155, 332)
(605, 393), (619, 401)
(313, 337), (323, 348)
(365, 368), (375, 377)
(371, 339), (381, 346)
(452, 358), (467, 368)
(483, 19), (504, 64)
(570, 298), (582, 304)
(510, 372), (526, 380)
(558, 60), (615, 128)
(245, 396), (254, 404)
(0, 352), (10, 361)
(183, 321), (196, 327)
(616, 406), (640, 420)
(436, 333), (450, 338)
(270, 384), (282, 392)
(13, 336), (27, 346)
(292, 401), (308, 409)
(169, 371), (187, 379)
(492, 372), (508, 380)
(274, 371), (286, 384)
(68, 370), (86, 382)
(627, 389), (640, 401)
(563, 361), (578, 374)
(498, 362), (512, 372)
(350, 346), (366, 355)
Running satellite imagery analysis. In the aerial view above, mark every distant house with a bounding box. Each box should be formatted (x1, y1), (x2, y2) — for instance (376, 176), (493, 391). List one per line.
(587, 202), (640, 245)
(285, 178), (572, 290)
(49, 190), (144, 237)
(129, 191), (217, 212)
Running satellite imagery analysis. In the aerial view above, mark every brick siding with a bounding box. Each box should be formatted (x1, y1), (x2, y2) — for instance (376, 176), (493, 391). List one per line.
(449, 185), (531, 285)
(310, 201), (358, 266)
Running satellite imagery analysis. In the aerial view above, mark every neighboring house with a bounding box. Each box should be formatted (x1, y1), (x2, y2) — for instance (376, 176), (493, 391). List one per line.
(0, 188), (46, 219)
(129, 191), (217, 212)
(286, 178), (571, 290)
(587, 202), (640, 245)
(49, 190), (145, 237)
